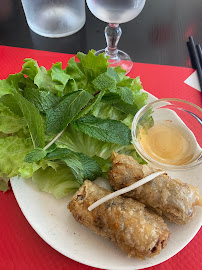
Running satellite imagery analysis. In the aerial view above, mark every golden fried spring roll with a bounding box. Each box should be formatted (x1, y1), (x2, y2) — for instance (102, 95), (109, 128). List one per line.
(108, 152), (202, 224)
(68, 180), (170, 259)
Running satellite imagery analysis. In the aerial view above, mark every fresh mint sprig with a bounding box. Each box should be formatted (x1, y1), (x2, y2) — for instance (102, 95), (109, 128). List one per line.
(72, 115), (132, 146)
(46, 90), (93, 134)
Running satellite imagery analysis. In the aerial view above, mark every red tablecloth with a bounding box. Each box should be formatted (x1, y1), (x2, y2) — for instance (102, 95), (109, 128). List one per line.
(0, 45), (201, 270)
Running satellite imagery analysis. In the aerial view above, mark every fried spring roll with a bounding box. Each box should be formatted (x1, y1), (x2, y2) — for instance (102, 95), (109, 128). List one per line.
(108, 152), (202, 224)
(68, 180), (170, 259)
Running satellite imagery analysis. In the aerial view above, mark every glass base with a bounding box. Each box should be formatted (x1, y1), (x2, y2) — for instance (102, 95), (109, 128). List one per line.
(95, 49), (133, 74)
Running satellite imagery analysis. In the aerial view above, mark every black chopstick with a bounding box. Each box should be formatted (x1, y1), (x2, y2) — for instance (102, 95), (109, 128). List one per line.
(196, 44), (202, 67)
(188, 36), (202, 92)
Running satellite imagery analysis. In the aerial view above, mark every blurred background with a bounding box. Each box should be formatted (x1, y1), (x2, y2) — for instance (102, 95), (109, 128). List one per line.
(0, 0), (202, 67)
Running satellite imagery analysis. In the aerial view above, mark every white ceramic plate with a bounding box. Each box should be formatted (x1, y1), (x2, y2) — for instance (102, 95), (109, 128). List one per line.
(10, 92), (202, 270)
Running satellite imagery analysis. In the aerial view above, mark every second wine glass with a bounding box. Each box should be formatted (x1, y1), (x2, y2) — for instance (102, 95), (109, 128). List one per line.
(86, 0), (146, 74)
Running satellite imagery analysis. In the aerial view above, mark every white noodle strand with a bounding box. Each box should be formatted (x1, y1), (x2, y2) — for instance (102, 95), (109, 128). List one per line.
(88, 171), (165, 211)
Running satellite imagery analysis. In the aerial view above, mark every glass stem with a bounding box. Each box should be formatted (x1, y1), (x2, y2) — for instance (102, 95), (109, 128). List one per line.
(105, 24), (122, 61)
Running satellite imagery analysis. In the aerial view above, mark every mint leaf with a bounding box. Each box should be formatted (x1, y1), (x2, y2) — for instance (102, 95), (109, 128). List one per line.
(102, 93), (138, 115)
(113, 66), (126, 81)
(23, 86), (60, 113)
(63, 154), (84, 184)
(46, 90), (93, 134)
(92, 72), (117, 92)
(23, 86), (44, 112)
(24, 148), (47, 163)
(13, 91), (45, 148)
(75, 90), (105, 119)
(78, 153), (102, 181)
(117, 76), (134, 87)
(40, 91), (60, 112)
(46, 148), (102, 184)
(1, 73), (45, 148)
(109, 101), (138, 115)
(117, 86), (133, 105)
(57, 125), (124, 160)
(1, 95), (23, 116)
(107, 67), (120, 82)
(72, 115), (132, 145)
(45, 148), (72, 159)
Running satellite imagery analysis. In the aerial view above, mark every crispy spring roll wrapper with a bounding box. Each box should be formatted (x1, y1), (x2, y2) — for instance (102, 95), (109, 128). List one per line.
(108, 152), (202, 225)
(68, 180), (170, 259)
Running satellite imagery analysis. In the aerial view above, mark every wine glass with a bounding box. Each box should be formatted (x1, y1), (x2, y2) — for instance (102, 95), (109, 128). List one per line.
(86, 0), (146, 74)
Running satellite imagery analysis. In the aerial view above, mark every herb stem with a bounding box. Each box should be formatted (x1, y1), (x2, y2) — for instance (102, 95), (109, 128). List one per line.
(43, 128), (65, 151)
(93, 90), (101, 97)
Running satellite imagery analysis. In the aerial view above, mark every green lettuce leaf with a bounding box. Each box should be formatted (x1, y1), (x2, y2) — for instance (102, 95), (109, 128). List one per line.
(65, 57), (87, 90)
(131, 77), (148, 109)
(22, 58), (40, 80)
(22, 59), (72, 96)
(65, 51), (109, 94)
(0, 50), (148, 197)
(92, 156), (111, 179)
(50, 62), (71, 94)
(0, 136), (33, 178)
(0, 79), (13, 98)
(0, 176), (10, 192)
(19, 159), (58, 179)
(77, 50), (109, 77)
(32, 164), (80, 199)
(0, 103), (26, 134)
(34, 66), (60, 94)
(120, 144), (146, 164)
